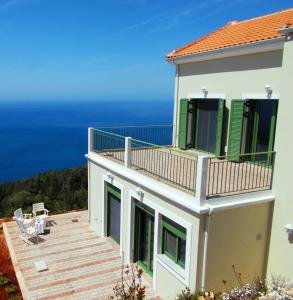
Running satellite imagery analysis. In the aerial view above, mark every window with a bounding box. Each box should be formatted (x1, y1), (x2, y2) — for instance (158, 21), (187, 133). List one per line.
(162, 217), (186, 268)
(228, 99), (278, 162)
(106, 183), (121, 244)
(178, 98), (225, 155)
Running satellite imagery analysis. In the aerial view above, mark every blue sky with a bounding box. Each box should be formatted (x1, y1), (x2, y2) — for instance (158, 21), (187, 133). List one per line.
(0, 0), (292, 101)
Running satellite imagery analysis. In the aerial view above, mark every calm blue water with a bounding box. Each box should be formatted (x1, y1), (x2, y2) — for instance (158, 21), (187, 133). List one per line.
(0, 100), (173, 184)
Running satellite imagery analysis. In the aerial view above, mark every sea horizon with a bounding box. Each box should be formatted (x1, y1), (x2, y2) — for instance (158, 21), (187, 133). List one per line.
(0, 99), (173, 184)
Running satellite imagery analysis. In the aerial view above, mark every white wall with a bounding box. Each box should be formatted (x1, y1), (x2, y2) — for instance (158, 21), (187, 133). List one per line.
(267, 34), (293, 281)
(174, 50), (283, 147)
(88, 159), (201, 297)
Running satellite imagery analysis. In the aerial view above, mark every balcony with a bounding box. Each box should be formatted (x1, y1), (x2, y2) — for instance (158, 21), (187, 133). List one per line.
(88, 125), (275, 199)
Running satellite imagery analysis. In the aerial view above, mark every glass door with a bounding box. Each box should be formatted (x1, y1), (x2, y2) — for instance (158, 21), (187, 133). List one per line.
(134, 202), (154, 275)
(244, 100), (278, 162)
(107, 185), (121, 244)
(194, 99), (219, 153)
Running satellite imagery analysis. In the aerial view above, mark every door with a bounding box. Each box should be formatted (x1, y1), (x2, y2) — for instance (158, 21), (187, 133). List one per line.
(107, 184), (121, 244)
(244, 100), (278, 161)
(134, 202), (154, 275)
(194, 99), (220, 153)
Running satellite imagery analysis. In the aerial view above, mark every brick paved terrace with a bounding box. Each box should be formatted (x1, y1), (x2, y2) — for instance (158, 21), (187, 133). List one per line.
(3, 211), (154, 300)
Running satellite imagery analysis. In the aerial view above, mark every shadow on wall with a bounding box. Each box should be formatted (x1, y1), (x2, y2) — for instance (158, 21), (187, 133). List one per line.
(179, 50), (283, 76)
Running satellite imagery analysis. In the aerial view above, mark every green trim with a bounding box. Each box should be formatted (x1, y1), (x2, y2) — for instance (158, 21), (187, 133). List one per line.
(137, 260), (153, 276)
(162, 217), (186, 268)
(134, 203), (154, 275)
(178, 99), (189, 149)
(106, 183), (121, 199)
(135, 200), (155, 216)
(106, 183), (121, 244)
(162, 217), (186, 240)
(215, 99), (225, 156)
(227, 100), (244, 161)
(268, 101), (278, 152)
(162, 218), (186, 240)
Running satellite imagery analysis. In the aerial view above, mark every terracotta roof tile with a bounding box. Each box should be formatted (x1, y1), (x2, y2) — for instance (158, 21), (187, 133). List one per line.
(167, 8), (293, 58)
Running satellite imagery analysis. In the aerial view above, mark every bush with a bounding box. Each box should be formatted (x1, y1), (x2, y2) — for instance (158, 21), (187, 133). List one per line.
(5, 283), (17, 294)
(0, 166), (88, 218)
(0, 273), (10, 286)
(176, 266), (293, 300)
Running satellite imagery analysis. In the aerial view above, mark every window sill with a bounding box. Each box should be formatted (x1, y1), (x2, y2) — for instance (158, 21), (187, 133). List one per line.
(156, 254), (186, 285)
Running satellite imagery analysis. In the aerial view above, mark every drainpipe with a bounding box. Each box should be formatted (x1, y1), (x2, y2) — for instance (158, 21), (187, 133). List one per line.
(201, 204), (214, 291)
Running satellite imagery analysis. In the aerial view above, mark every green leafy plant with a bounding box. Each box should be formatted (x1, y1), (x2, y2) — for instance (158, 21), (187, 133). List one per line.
(8, 295), (22, 300)
(0, 274), (10, 286)
(5, 283), (17, 294)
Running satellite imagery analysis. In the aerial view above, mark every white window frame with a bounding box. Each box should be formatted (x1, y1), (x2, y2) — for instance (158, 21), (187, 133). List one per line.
(127, 189), (192, 291)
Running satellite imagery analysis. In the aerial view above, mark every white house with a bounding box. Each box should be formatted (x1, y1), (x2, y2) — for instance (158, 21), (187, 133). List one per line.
(86, 8), (293, 299)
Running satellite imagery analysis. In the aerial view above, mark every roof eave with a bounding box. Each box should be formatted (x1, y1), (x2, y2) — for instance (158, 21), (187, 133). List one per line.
(166, 36), (285, 65)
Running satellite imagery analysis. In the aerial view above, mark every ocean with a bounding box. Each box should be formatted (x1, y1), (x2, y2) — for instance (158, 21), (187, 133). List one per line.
(0, 100), (173, 184)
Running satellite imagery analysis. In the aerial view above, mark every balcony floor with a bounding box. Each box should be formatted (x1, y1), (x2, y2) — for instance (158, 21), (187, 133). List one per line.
(4, 211), (153, 300)
(97, 147), (273, 197)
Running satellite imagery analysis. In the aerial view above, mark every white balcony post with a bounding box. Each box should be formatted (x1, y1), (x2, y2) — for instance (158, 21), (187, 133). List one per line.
(88, 127), (94, 153)
(124, 137), (132, 168)
(195, 156), (209, 205)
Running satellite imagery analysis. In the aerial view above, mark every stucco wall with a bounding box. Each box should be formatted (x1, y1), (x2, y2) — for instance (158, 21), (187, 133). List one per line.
(174, 50), (283, 148)
(88, 159), (201, 297)
(267, 36), (293, 281)
(156, 262), (186, 299)
(205, 202), (273, 292)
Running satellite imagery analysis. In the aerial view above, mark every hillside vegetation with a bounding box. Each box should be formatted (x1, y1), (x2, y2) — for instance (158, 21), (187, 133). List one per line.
(0, 166), (87, 218)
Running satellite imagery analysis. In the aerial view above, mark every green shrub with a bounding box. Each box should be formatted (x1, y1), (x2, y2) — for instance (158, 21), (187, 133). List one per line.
(8, 295), (22, 300)
(5, 283), (17, 294)
(0, 275), (10, 286)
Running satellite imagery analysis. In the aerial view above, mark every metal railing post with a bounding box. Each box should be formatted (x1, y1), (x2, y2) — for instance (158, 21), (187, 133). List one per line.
(124, 137), (132, 168)
(195, 156), (209, 205)
(88, 127), (94, 153)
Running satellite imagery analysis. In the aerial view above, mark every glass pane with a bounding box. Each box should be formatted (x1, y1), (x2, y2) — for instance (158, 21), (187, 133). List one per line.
(208, 101), (218, 153)
(108, 194), (121, 244)
(164, 229), (177, 259)
(178, 239), (186, 266)
(196, 100), (218, 153)
(256, 100), (275, 161)
(196, 101), (209, 151)
(136, 207), (154, 273)
(138, 212), (149, 267)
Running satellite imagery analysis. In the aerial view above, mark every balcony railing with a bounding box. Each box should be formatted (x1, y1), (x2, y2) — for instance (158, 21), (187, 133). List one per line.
(89, 126), (276, 200)
(91, 126), (197, 192)
(207, 152), (275, 197)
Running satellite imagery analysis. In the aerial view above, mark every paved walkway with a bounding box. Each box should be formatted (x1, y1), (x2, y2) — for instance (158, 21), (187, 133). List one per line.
(4, 211), (153, 300)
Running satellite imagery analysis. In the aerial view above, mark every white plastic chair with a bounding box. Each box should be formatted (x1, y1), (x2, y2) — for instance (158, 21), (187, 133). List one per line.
(14, 208), (33, 226)
(32, 203), (49, 220)
(15, 218), (40, 245)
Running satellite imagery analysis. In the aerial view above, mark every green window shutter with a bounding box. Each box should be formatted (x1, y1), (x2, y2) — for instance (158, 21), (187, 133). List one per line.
(215, 99), (225, 156)
(227, 100), (244, 161)
(178, 98), (189, 149)
(268, 100), (278, 152)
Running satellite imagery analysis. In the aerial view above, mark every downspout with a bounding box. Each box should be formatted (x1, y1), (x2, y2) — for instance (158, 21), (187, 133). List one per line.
(201, 204), (214, 291)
